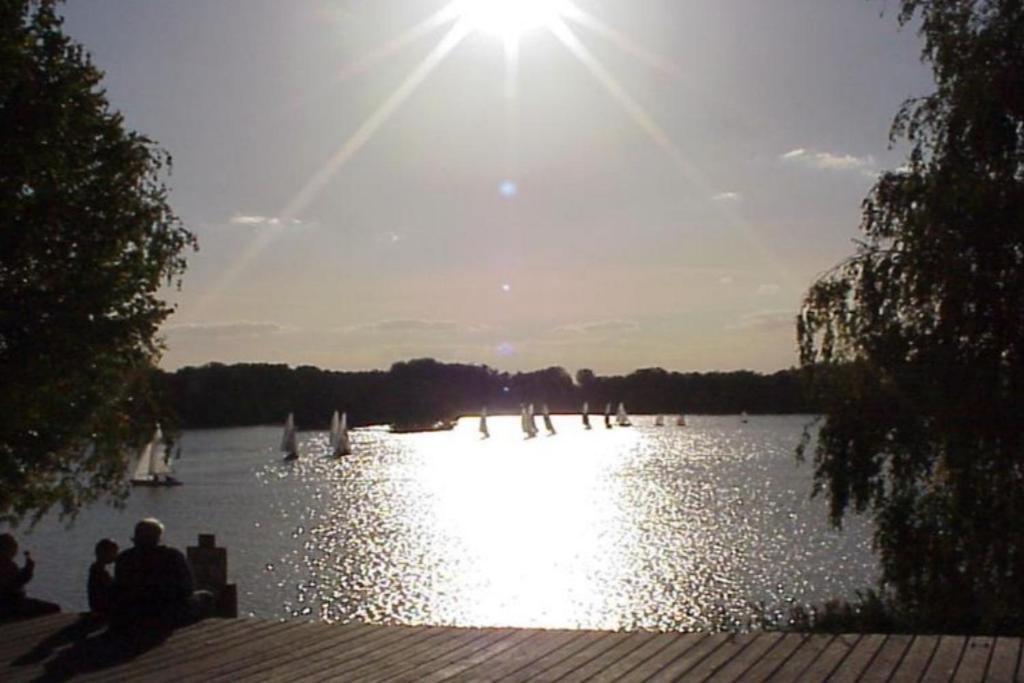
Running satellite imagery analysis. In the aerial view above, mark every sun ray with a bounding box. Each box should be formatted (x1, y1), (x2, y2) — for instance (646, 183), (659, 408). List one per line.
(545, 18), (798, 290)
(187, 20), (472, 318)
(559, 2), (682, 81)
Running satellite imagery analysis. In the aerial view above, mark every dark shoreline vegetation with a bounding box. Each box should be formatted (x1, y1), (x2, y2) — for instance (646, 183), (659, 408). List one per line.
(155, 359), (816, 431)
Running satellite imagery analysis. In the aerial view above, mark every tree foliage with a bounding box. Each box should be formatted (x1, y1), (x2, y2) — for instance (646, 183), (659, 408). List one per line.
(0, 1), (195, 524)
(798, 0), (1024, 630)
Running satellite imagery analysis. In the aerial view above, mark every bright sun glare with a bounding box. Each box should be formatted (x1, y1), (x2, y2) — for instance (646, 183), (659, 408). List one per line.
(457, 0), (566, 39)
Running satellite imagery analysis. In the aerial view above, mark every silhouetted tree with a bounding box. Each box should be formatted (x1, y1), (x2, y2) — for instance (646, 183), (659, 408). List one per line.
(798, 0), (1024, 630)
(0, 1), (195, 523)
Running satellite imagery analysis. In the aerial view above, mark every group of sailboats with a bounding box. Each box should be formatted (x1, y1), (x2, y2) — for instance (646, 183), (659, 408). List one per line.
(130, 424), (182, 487)
(281, 410), (351, 461)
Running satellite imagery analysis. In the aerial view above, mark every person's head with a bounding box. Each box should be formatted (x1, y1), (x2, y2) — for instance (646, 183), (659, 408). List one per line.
(132, 518), (164, 549)
(95, 538), (118, 564)
(0, 533), (16, 560)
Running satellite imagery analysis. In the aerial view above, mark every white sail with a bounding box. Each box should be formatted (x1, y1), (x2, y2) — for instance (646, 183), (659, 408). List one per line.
(149, 425), (171, 476)
(527, 403), (539, 436)
(604, 402), (613, 428)
(542, 404), (556, 434)
(654, 415), (665, 427)
(676, 414), (687, 427)
(616, 402), (632, 427)
(479, 407), (489, 438)
(132, 439), (154, 480)
(281, 413), (298, 454)
(582, 401), (591, 429)
(329, 411), (341, 450)
(334, 412), (351, 456)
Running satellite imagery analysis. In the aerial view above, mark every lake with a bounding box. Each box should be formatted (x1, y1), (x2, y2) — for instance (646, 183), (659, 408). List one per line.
(9, 415), (876, 631)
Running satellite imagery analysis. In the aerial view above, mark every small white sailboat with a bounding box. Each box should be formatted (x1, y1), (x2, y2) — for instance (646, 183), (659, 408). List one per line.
(654, 414), (665, 427)
(330, 410), (351, 457)
(604, 403), (613, 429)
(740, 411), (749, 424)
(521, 404), (537, 438)
(582, 401), (591, 429)
(282, 413), (299, 461)
(542, 404), (556, 435)
(528, 403), (539, 437)
(676, 414), (687, 427)
(131, 424), (182, 487)
(479, 407), (490, 439)
(616, 402), (632, 427)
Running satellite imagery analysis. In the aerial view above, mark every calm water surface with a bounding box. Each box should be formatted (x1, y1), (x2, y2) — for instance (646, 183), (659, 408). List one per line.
(13, 415), (876, 630)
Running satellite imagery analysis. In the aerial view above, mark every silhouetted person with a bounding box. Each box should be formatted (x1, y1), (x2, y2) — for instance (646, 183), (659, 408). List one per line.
(109, 518), (211, 635)
(0, 532), (60, 621)
(88, 538), (118, 619)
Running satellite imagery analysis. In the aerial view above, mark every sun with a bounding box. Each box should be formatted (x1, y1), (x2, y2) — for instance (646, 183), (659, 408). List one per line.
(456, 0), (567, 40)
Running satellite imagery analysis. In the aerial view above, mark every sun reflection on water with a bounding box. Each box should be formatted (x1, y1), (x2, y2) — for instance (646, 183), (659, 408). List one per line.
(259, 415), (875, 630)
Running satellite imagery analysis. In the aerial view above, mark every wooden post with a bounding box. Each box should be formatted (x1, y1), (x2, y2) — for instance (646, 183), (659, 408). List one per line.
(187, 533), (238, 618)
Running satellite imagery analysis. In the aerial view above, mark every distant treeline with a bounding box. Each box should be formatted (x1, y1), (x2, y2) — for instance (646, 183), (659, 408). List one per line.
(155, 359), (816, 430)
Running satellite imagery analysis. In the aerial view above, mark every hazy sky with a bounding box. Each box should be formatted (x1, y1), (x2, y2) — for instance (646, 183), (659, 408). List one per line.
(62, 0), (933, 374)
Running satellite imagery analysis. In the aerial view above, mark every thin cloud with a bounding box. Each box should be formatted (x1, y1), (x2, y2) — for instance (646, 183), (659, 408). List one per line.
(730, 310), (796, 331)
(712, 191), (742, 202)
(344, 319), (486, 335)
(164, 321), (285, 339)
(228, 215), (306, 227)
(552, 320), (640, 335)
(781, 148), (876, 176)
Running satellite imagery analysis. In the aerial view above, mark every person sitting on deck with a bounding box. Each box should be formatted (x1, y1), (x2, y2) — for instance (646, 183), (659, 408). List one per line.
(87, 538), (118, 620)
(109, 518), (211, 634)
(0, 533), (60, 622)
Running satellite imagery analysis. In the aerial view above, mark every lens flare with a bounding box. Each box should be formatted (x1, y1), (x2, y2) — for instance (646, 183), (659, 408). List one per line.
(457, 0), (566, 39)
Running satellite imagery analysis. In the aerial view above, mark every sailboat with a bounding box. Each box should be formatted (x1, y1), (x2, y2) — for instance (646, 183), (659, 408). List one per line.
(740, 411), (749, 424)
(131, 424), (182, 487)
(329, 410), (351, 457)
(604, 403), (613, 429)
(528, 404), (539, 437)
(616, 402), (632, 427)
(521, 404), (537, 438)
(281, 413), (299, 461)
(582, 401), (591, 429)
(479, 407), (490, 439)
(676, 414), (687, 427)
(654, 414), (665, 427)
(542, 404), (556, 435)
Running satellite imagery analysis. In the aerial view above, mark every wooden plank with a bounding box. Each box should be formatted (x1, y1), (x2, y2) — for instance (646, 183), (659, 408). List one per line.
(705, 631), (785, 682)
(656, 633), (756, 681)
(138, 620), (324, 681)
(556, 631), (664, 682)
(828, 633), (887, 682)
(605, 633), (709, 682)
(28, 618), (244, 683)
(73, 618), (282, 682)
(953, 636), (995, 683)
(335, 630), (491, 683)
(887, 635), (939, 682)
(498, 630), (605, 682)
(228, 623), (420, 681)
(522, 630), (633, 681)
(281, 625), (436, 681)
(855, 634), (913, 682)
(0, 613), (80, 659)
(785, 633), (860, 682)
(583, 632), (694, 682)
(445, 628), (586, 682)
(766, 634), (836, 681)
(919, 636), (968, 681)
(311, 626), (465, 681)
(734, 632), (807, 681)
(412, 628), (539, 683)
(985, 637), (1021, 682)
(350, 627), (505, 683)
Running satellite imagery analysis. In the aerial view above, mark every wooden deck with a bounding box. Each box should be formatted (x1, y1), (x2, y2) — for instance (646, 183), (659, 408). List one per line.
(1, 613), (1020, 681)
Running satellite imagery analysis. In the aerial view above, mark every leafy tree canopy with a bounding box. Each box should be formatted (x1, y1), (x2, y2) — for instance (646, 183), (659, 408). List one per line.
(0, 1), (195, 524)
(798, 0), (1024, 630)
